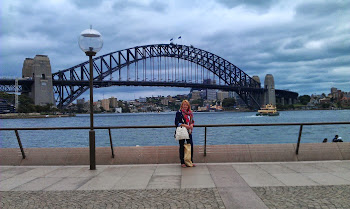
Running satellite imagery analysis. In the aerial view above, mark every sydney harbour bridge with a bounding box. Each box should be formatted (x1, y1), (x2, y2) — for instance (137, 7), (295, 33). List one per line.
(0, 44), (298, 110)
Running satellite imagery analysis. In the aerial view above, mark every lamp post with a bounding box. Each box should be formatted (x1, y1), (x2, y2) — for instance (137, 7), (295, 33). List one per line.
(78, 26), (103, 170)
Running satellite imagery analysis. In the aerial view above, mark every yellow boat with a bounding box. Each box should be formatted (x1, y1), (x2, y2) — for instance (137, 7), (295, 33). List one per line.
(256, 104), (279, 116)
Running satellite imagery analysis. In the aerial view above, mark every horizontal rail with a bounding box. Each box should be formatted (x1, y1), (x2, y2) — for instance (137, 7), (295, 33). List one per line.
(2, 121), (348, 161)
(1, 121), (349, 131)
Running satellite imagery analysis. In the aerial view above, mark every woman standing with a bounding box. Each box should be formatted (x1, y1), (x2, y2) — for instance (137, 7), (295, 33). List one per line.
(175, 100), (196, 168)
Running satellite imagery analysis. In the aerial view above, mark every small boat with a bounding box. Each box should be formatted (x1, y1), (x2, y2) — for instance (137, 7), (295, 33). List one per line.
(256, 104), (279, 116)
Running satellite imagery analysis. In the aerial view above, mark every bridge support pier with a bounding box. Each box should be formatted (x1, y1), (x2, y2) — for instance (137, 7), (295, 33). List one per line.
(22, 55), (55, 106)
(264, 74), (276, 106)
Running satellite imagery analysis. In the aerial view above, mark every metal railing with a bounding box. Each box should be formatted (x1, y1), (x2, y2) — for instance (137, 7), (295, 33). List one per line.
(1, 121), (349, 159)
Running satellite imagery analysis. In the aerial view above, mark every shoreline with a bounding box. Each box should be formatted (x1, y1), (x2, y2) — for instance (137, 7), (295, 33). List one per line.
(0, 113), (75, 119)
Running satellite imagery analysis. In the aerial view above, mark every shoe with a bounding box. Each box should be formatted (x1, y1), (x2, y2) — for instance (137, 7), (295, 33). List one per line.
(181, 164), (187, 168)
(192, 164), (196, 167)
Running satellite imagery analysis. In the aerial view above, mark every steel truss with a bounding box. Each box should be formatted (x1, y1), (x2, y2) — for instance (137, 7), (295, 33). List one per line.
(53, 44), (270, 109)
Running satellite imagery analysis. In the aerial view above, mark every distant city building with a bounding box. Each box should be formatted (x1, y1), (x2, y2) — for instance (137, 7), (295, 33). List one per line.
(319, 98), (331, 104)
(115, 107), (122, 113)
(191, 90), (201, 100)
(77, 98), (85, 105)
(203, 79), (217, 101)
(109, 97), (118, 108)
(101, 99), (110, 111)
(331, 87), (338, 94)
(161, 98), (169, 105)
(217, 91), (229, 101)
(139, 97), (147, 103)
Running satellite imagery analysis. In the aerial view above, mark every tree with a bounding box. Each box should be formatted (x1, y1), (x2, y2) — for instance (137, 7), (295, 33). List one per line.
(191, 99), (204, 106)
(18, 94), (35, 113)
(0, 92), (15, 104)
(322, 103), (330, 109)
(222, 98), (236, 107)
(99, 106), (106, 112)
(298, 95), (311, 105)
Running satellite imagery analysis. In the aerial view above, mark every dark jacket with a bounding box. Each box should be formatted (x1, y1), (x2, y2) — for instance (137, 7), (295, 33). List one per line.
(175, 110), (186, 127)
(175, 110), (195, 127)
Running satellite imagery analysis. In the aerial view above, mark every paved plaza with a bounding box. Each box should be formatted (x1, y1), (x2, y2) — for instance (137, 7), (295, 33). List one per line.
(1, 161), (350, 208)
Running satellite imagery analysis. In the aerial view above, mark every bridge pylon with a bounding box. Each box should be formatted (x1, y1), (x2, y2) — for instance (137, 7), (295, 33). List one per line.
(22, 55), (55, 106)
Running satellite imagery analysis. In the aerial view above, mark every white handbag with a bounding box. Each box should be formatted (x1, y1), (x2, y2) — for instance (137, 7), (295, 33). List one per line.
(175, 126), (189, 140)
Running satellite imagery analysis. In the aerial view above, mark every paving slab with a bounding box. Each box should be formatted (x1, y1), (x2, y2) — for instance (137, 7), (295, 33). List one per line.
(1, 161), (350, 208)
(0, 176), (38, 191)
(78, 175), (124, 190)
(208, 165), (248, 188)
(12, 177), (62, 191)
(181, 174), (215, 188)
(0, 167), (35, 182)
(283, 162), (331, 173)
(208, 165), (268, 209)
(314, 161), (350, 172)
(257, 163), (297, 174)
(231, 164), (268, 174)
(302, 173), (350, 185)
(69, 166), (106, 177)
(240, 172), (285, 187)
(331, 172), (350, 181)
(44, 167), (86, 177)
(181, 164), (210, 175)
(112, 174), (153, 190)
(13, 166), (59, 177)
(271, 173), (319, 186)
(146, 175), (181, 189)
(44, 177), (91, 191)
(98, 166), (131, 177)
(153, 164), (181, 176)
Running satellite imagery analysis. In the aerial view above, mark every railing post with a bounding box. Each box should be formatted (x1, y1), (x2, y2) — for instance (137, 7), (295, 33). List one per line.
(296, 125), (303, 155)
(204, 127), (207, 156)
(14, 130), (26, 159)
(108, 128), (115, 158)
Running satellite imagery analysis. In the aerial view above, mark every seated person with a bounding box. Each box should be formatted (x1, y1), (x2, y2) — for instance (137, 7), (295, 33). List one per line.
(332, 135), (339, 142)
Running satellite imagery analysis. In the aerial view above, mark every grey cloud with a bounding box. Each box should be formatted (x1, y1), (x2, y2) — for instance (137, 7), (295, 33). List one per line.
(71, 0), (103, 8)
(112, 0), (168, 13)
(296, 0), (349, 17)
(1, 0), (349, 97)
(217, 0), (277, 11)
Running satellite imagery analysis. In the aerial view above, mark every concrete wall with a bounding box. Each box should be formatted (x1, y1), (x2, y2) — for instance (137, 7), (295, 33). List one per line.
(1, 143), (349, 166)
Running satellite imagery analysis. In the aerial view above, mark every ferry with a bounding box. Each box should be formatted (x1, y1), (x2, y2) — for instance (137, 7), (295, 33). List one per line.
(256, 104), (279, 116)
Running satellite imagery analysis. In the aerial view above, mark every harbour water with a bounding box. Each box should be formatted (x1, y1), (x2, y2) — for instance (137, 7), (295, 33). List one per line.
(0, 110), (349, 148)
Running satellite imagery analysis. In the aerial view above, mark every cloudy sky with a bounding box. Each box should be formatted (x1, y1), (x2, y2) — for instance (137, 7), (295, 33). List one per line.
(1, 0), (349, 101)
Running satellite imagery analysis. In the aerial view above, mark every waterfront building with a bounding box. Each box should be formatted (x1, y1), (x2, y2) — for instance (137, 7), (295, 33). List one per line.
(109, 97), (118, 108)
(161, 98), (169, 106)
(77, 98), (85, 105)
(191, 90), (201, 100)
(115, 107), (122, 113)
(217, 91), (229, 101)
(319, 98), (331, 104)
(101, 99), (110, 111)
(139, 97), (147, 103)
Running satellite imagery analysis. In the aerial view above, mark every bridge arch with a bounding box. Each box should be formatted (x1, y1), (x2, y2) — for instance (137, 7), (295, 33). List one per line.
(53, 44), (263, 109)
